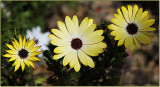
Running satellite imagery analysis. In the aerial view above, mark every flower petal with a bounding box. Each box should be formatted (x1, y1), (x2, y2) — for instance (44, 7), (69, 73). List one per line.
(51, 29), (70, 41)
(5, 50), (18, 54)
(140, 27), (156, 31)
(78, 50), (88, 66)
(63, 50), (75, 66)
(135, 8), (143, 23)
(128, 5), (133, 22)
(132, 5), (139, 22)
(5, 43), (16, 50)
(65, 16), (76, 37)
(14, 59), (20, 72)
(69, 51), (77, 68)
(57, 21), (72, 39)
(84, 36), (104, 44)
(21, 60), (25, 72)
(79, 17), (89, 35)
(122, 6), (130, 23)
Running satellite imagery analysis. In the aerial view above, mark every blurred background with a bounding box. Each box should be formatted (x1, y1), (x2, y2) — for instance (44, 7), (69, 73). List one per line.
(1, 1), (159, 86)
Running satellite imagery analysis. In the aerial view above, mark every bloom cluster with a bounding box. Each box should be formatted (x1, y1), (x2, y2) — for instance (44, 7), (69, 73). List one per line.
(3, 5), (156, 72)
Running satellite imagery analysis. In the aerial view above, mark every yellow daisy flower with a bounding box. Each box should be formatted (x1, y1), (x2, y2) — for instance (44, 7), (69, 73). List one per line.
(3, 35), (43, 72)
(49, 15), (107, 72)
(108, 5), (156, 51)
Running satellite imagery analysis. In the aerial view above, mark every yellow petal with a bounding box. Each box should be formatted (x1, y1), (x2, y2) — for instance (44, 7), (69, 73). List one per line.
(117, 37), (125, 46)
(14, 38), (21, 49)
(140, 11), (148, 20)
(117, 8), (123, 18)
(143, 32), (154, 38)
(21, 60), (25, 72)
(133, 36), (140, 48)
(8, 57), (17, 62)
(14, 60), (20, 72)
(28, 60), (35, 69)
(132, 5), (139, 22)
(12, 40), (19, 50)
(114, 31), (127, 40)
(137, 15), (149, 27)
(85, 30), (104, 39)
(140, 27), (156, 31)
(135, 8), (143, 23)
(29, 57), (41, 61)
(29, 46), (41, 52)
(53, 51), (69, 60)
(51, 29), (70, 41)
(3, 54), (16, 58)
(5, 43), (16, 50)
(128, 36), (135, 51)
(122, 6), (130, 23)
(49, 34), (69, 46)
(72, 15), (79, 33)
(87, 55), (95, 68)
(27, 37), (35, 49)
(136, 32), (152, 44)
(139, 19), (155, 29)
(29, 51), (43, 56)
(124, 36), (131, 48)
(65, 16), (76, 37)
(88, 19), (94, 27)
(63, 50), (75, 66)
(69, 51), (77, 68)
(107, 24), (123, 31)
(78, 50), (88, 66)
(81, 24), (97, 39)
(81, 45), (101, 56)
(5, 50), (18, 54)
(12, 59), (20, 66)
(114, 13), (128, 25)
(128, 5), (133, 22)
(54, 46), (70, 53)
(24, 38), (29, 49)
(96, 42), (107, 48)
(24, 60), (30, 68)
(79, 17), (89, 35)
(110, 18), (127, 28)
(22, 36), (26, 48)
(84, 36), (104, 44)
(28, 42), (36, 51)
(57, 21), (72, 39)
(19, 35), (23, 47)
(74, 61), (81, 72)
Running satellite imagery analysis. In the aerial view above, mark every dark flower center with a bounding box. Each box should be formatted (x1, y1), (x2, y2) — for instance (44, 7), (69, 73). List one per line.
(126, 23), (138, 35)
(71, 38), (82, 50)
(18, 49), (29, 59)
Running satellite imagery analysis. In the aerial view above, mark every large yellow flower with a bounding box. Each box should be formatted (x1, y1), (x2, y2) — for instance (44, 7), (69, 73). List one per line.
(3, 35), (43, 72)
(108, 5), (156, 51)
(49, 15), (107, 72)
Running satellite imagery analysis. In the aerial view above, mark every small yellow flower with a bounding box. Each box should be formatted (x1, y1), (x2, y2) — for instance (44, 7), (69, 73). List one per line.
(49, 15), (107, 72)
(3, 35), (43, 72)
(108, 5), (156, 51)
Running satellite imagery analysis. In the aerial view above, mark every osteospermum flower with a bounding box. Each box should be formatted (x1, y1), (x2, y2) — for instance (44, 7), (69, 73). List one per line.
(3, 35), (43, 72)
(49, 15), (107, 72)
(26, 26), (51, 57)
(108, 5), (156, 50)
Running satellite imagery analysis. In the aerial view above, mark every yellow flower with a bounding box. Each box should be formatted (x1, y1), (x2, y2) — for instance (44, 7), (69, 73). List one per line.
(108, 5), (156, 51)
(3, 35), (43, 72)
(49, 15), (107, 72)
